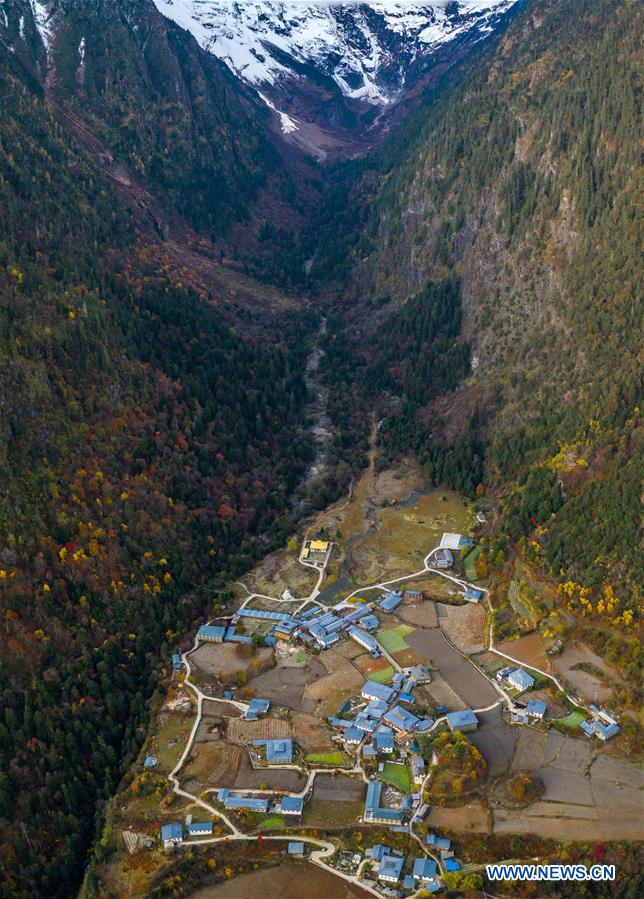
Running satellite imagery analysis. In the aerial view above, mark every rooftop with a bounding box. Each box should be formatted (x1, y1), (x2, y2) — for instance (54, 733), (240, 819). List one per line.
(446, 709), (478, 730)
(413, 857), (437, 880)
(362, 680), (395, 703)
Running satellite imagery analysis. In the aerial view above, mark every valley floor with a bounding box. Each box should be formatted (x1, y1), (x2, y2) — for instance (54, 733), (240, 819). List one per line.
(90, 459), (642, 897)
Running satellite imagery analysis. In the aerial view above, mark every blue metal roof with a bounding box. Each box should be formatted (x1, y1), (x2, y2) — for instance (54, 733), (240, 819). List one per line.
(265, 739), (293, 763)
(343, 727), (364, 743)
(427, 834), (450, 849)
(446, 709), (478, 730)
(223, 795), (269, 812)
(365, 780), (383, 811)
(370, 844), (389, 861)
(362, 680), (395, 702)
(171, 653), (182, 669)
(144, 755), (157, 767)
(349, 626), (379, 652)
(161, 823), (182, 841)
(360, 614), (380, 630)
(403, 875), (416, 890)
(197, 624), (226, 641)
(379, 593), (402, 612)
(378, 855), (404, 880)
(247, 698), (270, 716)
(444, 859), (461, 872)
(526, 700), (547, 717)
(280, 796), (303, 813)
(384, 705), (419, 732)
(413, 857), (437, 879)
(508, 668), (535, 690)
(288, 841), (304, 854)
(186, 822), (213, 834)
(240, 608), (290, 621)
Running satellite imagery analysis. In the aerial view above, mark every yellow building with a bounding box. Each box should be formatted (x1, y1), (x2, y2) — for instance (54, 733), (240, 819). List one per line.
(310, 540), (329, 553)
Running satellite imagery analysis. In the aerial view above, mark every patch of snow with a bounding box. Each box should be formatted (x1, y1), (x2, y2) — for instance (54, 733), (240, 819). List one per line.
(19, 15), (25, 39)
(258, 91), (300, 134)
(31, 0), (52, 52)
(78, 36), (85, 65)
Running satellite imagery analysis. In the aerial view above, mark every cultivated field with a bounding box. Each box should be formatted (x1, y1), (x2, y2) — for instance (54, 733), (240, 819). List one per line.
(248, 659), (326, 711)
(427, 800), (490, 834)
(552, 644), (620, 703)
(398, 599), (439, 628)
(303, 649), (364, 717)
(190, 863), (372, 899)
(292, 712), (336, 754)
(438, 602), (487, 653)
(191, 642), (273, 680)
(406, 629), (498, 709)
(226, 717), (292, 745)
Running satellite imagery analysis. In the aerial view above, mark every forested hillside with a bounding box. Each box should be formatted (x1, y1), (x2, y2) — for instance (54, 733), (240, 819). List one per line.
(316, 0), (641, 665)
(0, 34), (312, 898)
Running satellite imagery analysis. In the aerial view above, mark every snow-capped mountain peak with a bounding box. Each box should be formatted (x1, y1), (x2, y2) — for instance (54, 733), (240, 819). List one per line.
(153, 2), (520, 106)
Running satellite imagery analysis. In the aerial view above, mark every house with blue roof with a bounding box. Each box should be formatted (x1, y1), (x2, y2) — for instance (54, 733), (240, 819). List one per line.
(349, 626), (380, 655)
(362, 680), (395, 703)
(171, 653), (182, 670)
(427, 833), (451, 850)
(413, 857), (437, 881)
(444, 859), (461, 872)
(446, 709), (478, 732)
(360, 614), (380, 631)
(373, 726), (395, 753)
(581, 717), (620, 741)
(287, 841), (304, 856)
(379, 592), (402, 613)
(244, 698), (270, 719)
(186, 822), (213, 836)
(370, 844), (389, 862)
(223, 795), (269, 813)
(403, 874), (416, 890)
(364, 698), (388, 718)
(415, 717), (434, 732)
(224, 626), (253, 644)
(363, 744), (377, 759)
(364, 780), (383, 820)
(252, 738), (293, 764)
(378, 854), (404, 883)
(144, 755), (157, 768)
(508, 668), (535, 692)
(526, 699), (548, 720)
(197, 624), (226, 643)
(279, 795), (304, 816)
(384, 705), (419, 733)
(463, 588), (483, 602)
(355, 713), (377, 732)
(160, 823), (182, 847)
(343, 727), (364, 745)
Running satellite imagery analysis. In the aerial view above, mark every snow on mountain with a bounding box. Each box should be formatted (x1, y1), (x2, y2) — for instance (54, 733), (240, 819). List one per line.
(152, 2), (520, 106)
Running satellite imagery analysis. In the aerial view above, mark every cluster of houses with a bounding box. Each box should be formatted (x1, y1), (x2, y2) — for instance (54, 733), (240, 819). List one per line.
(368, 837), (459, 894)
(216, 595), (396, 656)
(580, 705), (620, 741)
(330, 673), (435, 755)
